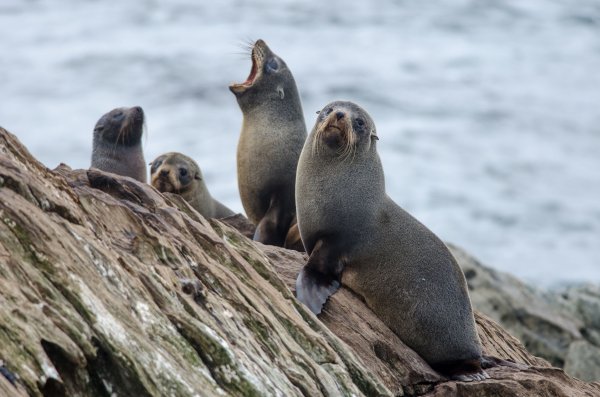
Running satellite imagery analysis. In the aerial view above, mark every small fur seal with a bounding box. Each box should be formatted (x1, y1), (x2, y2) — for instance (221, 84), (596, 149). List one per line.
(295, 100), (488, 381)
(150, 152), (234, 219)
(230, 39), (307, 247)
(91, 106), (147, 183)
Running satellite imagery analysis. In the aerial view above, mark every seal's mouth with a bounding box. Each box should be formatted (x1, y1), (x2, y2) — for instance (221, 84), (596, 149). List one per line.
(151, 164), (177, 192)
(110, 106), (145, 146)
(320, 117), (348, 146)
(313, 111), (358, 161)
(229, 40), (265, 94)
(243, 53), (258, 86)
(131, 106), (144, 125)
(151, 174), (179, 194)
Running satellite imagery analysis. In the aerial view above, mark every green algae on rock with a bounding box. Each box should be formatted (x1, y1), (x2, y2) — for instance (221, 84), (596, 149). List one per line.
(0, 127), (599, 397)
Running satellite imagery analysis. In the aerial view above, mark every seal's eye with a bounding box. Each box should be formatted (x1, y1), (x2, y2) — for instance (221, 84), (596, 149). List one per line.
(150, 159), (162, 174)
(356, 118), (365, 127)
(179, 168), (188, 178)
(266, 59), (279, 73)
(112, 111), (125, 122)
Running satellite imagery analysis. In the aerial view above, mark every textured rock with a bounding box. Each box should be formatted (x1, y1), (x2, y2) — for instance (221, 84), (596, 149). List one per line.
(560, 284), (600, 331)
(0, 128), (388, 397)
(449, 244), (600, 381)
(0, 127), (599, 396)
(564, 341), (600, 382)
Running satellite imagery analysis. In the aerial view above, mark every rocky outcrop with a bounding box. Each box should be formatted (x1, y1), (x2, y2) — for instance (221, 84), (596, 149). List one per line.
(450, 244), (600, 382)
(0, 126), (599, 396)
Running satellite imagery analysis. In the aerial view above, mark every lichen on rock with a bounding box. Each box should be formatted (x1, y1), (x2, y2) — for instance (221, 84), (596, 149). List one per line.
(0, 127), (599, 397)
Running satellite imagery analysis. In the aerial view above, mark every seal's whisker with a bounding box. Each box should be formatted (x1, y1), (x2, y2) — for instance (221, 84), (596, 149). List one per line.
(312, 128), (322, 156)
(313, 120), (330, 157)
(231, 51), (252, 59)
(111, 126), (125, 154)
(340, 128), (358, 164)
(118, 123), (128, 146)
(237, 38), (255, 55)
(349, 141), (358, 165)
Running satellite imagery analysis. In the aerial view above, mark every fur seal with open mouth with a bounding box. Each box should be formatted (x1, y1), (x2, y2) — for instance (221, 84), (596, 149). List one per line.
(230, 39), (307, 248)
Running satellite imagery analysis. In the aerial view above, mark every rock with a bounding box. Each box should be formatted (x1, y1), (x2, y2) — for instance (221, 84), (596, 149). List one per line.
(564, 341), (600, 382)
(219, 213), (256, 239)
(1, 128), (388, 397)
(1, 126), (599, 396)
(560, 284), (600, 331)
(448, 243), (600, 381)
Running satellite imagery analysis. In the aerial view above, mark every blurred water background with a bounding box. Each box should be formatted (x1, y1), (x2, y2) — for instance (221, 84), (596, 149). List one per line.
(0, 0), (599, 286)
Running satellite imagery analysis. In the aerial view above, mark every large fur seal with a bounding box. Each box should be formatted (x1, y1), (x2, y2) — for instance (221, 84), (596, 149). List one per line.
(295, 101), (488, 381)
(229, 39), (307, 247)
(150, 152), (234, 219)
(91, 106), (147, 183)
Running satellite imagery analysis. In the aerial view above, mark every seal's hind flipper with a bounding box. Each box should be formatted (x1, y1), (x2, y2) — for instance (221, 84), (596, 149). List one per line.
(295, 267), (340, 314)
(481, 355), (527, 370)
(295, 239), (343, 314)
(452, 370), (490, 382)
(432, 358), (489, 382)
(283, 221), (305, 252)
(253, 194), (292, 247)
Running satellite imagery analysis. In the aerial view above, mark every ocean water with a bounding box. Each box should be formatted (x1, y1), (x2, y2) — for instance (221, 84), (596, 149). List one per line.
(1, 0), (599, 287)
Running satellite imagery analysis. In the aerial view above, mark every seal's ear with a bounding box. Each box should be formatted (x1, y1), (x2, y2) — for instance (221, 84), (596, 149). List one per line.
(370, 131), (379, 140)
(194, 173), (201, 180)
(277, 85), (285, 99)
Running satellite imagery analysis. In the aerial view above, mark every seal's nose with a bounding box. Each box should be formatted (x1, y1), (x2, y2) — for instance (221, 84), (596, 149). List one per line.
(335, 111), (344, 120)
(160, 169), (169, 178)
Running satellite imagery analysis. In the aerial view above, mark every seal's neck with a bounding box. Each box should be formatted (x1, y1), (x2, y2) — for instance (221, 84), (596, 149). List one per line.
(242, 86), (305, 126)
(91, 143), (146, 183)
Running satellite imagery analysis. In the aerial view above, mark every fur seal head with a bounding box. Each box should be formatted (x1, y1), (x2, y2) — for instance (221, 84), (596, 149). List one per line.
(150, 152), (202, 195)
(93, 106), (145, 147)
(91, 106), (147, 182)
(229, 39), (295, 111)
(311, 101), (379, 160)
(150, 152), (235, 219)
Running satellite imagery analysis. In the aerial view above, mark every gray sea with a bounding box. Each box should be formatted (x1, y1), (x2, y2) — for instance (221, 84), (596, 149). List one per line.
(1, 0), (599, 286)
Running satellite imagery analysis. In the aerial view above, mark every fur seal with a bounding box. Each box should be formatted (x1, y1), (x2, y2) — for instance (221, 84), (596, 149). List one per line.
(91, 106), (147, 183)
(229, 39), (307, 247)
(150, 152), (234, 219)
(295, 101), (488, 381)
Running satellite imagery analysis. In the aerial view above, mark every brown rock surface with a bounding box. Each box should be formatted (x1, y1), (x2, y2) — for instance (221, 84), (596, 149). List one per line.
(0, 127), (599, 396)
(450, 243), (600, 381)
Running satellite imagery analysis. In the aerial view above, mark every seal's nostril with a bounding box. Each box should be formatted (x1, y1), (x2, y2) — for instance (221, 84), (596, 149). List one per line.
(160, 169), (169, 177)
(335, 111), (344, 120)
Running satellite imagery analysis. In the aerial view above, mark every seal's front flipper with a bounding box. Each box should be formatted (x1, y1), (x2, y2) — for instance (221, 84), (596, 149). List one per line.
(295, 239), (343, 314)
(296, 267), (340, 314)
(253, 194), (291, 247)
(283, 218), (305, 252)
(253, 215), (279, 245)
